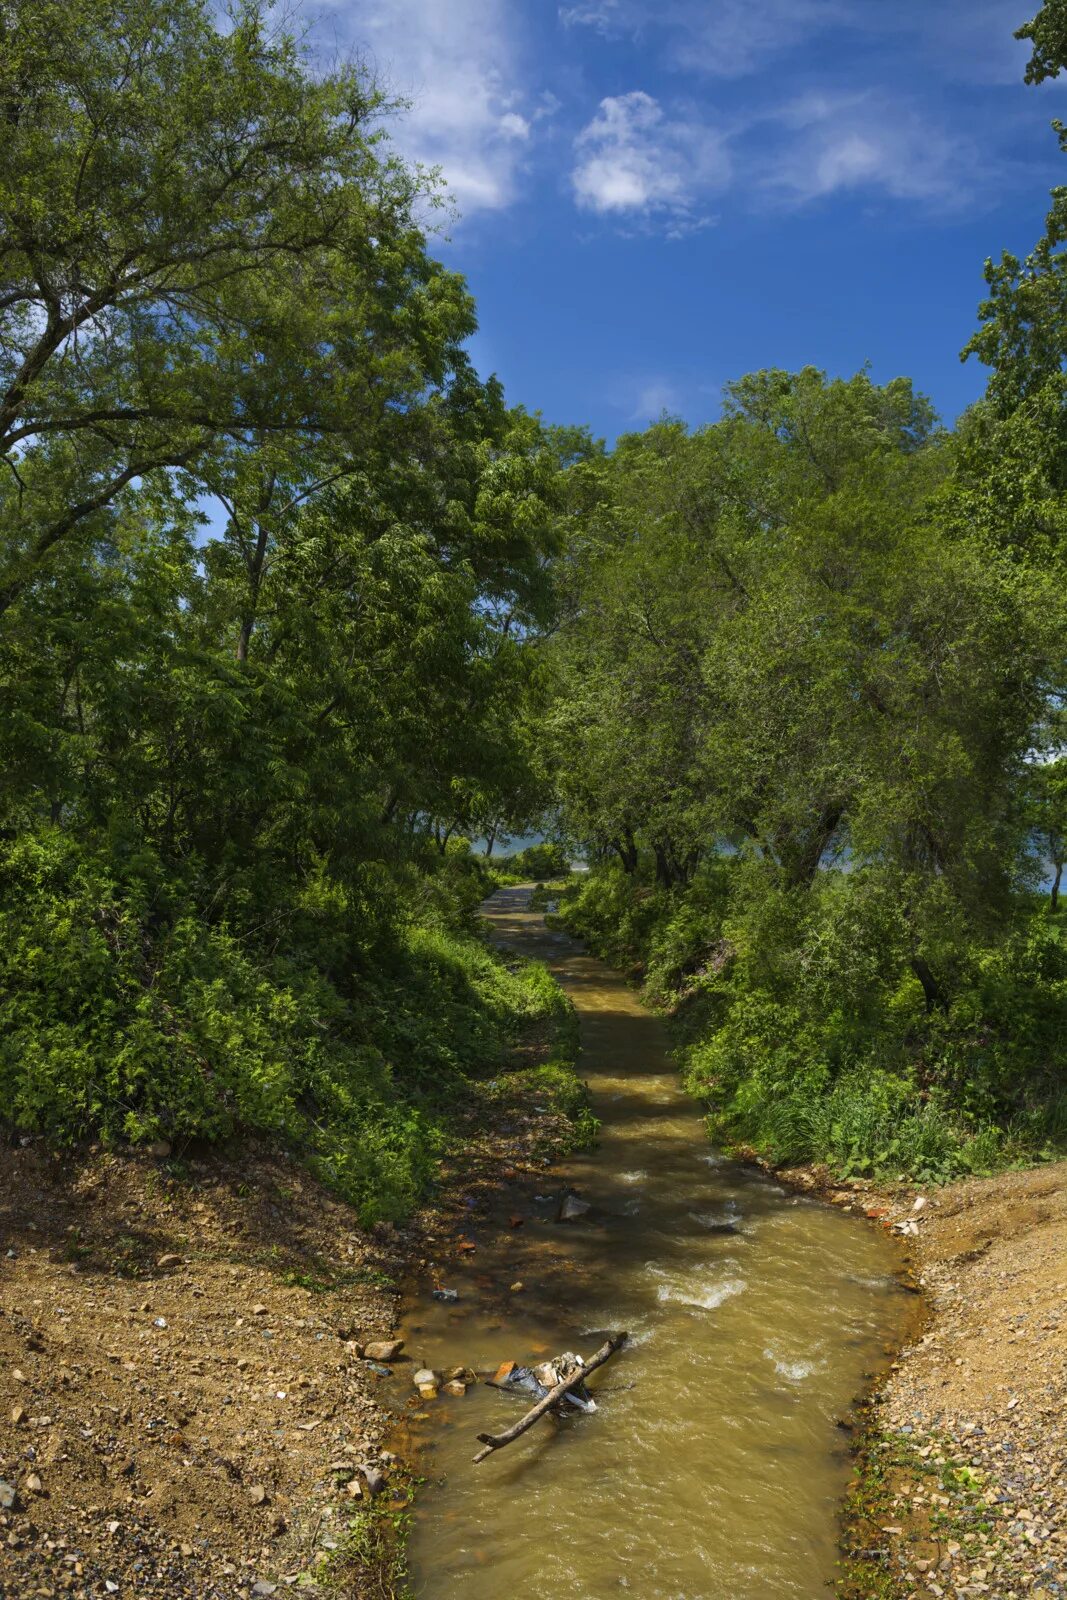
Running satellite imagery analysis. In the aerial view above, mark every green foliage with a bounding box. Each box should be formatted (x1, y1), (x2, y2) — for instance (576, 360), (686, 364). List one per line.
(563, 863), (1067, 1182)
(0, 826), (570, 1222)
(0, 0), (577, 1224)
(502, 840), (572, 879)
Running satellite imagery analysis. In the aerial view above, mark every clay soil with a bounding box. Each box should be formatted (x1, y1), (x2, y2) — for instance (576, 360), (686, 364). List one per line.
(2, 1061), (1062, 1600)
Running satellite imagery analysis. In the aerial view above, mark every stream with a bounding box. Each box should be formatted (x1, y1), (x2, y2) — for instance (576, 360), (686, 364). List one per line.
(392, 885), (917, 1599)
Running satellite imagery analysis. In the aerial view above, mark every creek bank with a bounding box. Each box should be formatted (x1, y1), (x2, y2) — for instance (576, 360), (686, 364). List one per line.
(0, 1137), (409, 1600)
(0, 1030), (583, 1600)
(760, 1157), (1067, 1599)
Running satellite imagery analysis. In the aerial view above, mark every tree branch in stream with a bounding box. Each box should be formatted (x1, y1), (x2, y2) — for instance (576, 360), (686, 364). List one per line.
(471, 1333), (628, 1464)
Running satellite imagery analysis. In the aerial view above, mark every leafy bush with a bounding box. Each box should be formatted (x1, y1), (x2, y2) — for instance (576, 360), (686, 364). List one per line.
(563, 860), (1067, 1182)
(0, 827), (574, 1221)
(503, 841), (572, 880)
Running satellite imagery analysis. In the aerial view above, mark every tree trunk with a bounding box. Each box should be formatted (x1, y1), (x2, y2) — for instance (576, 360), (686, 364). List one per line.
(911, 955), (945, 1012)
(610, 830), (638, 874)
(1052, 858), (1063, 915)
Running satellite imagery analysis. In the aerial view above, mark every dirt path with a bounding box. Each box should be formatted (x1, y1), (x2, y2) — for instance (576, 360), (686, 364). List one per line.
(790, 1162), (1067, 1599)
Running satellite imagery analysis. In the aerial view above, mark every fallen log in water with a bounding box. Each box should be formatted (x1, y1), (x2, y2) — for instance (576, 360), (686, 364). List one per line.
(472, 1332), (627, 1464)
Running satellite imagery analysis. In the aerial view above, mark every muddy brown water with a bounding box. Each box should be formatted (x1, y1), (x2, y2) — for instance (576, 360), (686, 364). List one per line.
(392, 886), (916, 1599)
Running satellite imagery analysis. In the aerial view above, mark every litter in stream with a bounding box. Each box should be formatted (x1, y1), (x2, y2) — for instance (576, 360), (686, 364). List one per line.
(473, 1334), (628, 1464)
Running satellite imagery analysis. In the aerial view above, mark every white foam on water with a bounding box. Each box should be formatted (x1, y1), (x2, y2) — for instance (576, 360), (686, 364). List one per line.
(688, 1208), (739, 1228)
(646, 1263), (746, 1311)
(696, 1151), (725, 1167)
(618, 1170), (647, 1184)
(763, 1347), (826, 1383)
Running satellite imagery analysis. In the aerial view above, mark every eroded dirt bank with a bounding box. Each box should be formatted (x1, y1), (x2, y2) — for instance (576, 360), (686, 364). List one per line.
(785, 1162), (1066, 1599)
(0, 1067), (576, 1600)
(1, 1041), (1063, 1599)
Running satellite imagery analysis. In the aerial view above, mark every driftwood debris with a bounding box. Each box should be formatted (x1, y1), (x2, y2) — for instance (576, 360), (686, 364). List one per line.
(472, 1332), (627, 1464)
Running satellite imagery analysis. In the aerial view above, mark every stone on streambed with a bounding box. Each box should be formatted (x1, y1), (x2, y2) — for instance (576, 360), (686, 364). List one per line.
(413, 1367), (440, 1398)
(557, 1191), (591, 1223)
(363, 1339), (404, 1362)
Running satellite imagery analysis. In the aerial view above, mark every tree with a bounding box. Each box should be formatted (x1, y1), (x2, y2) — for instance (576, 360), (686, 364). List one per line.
(1016, 1), (1067, 83)
(0, 0), (469, 620)
(1030, 756), (1067, 911)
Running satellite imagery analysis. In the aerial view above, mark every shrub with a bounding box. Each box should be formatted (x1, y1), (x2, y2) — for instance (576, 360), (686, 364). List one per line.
(0, 827), (576, 1222)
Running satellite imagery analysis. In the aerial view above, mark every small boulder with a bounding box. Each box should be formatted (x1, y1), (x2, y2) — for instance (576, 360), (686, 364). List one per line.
(363, 1340), (404, 1363)
(557, 1192), (591, 1223)
(413, 1368), (438, 1387)
(248, 1484), (269, 1506)
(156, 1253), (182, 1269)
(0, 1481), (15, 1510)
(444, 1380), (467, 1397)
(148, 1139), (172, 1159)
(23, 1474), (43, 1495)
(360, 1466), (386, 1496)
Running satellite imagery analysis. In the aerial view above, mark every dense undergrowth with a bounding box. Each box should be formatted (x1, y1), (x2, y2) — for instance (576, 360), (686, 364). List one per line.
(559, 864), (1067, 1183)
(0, 829), (583, 1222)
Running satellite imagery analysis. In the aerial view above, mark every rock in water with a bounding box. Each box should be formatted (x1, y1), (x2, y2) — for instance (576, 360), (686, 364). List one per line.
(363, 1340), (404, 1362)
(558, 1192), (591, 1222)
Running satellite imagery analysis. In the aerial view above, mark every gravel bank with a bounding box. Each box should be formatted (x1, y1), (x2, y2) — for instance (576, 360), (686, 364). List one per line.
(782, 1161), (1067, 1600)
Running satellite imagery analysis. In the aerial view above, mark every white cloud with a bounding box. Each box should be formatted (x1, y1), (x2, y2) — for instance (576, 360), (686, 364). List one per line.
(572, 91), (729, 230)
(560, 0), (851, 78)
(629, 378), (682, 419)
(316, 0), (539, 214)
(765, 92), (981, 208)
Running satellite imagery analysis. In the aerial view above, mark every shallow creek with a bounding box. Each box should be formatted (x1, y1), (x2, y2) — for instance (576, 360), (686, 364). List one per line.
(392, 886), (916, 1599)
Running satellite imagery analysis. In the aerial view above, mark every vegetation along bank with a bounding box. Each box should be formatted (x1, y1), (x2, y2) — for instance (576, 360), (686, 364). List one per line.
(1, 0), (1066, 1595)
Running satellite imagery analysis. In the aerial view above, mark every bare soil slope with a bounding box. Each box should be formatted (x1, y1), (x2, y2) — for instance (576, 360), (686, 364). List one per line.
(0, 1141), (404, 1600)
(827, 1162), (1067, 1599)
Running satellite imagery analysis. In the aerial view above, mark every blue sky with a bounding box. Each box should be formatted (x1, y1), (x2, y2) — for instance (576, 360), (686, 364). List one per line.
(309, 0), (1064, 443)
